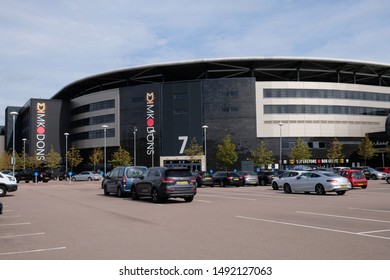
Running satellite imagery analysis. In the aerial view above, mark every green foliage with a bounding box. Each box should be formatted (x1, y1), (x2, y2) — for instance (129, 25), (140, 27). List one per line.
(109, 146), (132, 168)
(216, 135), (238, 170)
(290, 138), (312, 161)
(358, 134), (376, 166)
(89, 147), (103, 172)
(45, 146), (62, 172)
(327, 138), (344, 166)
(185, 138), (203, 158)
(0, 151), (12, 170)
(251, 141), (273, 168)
(67, 145), (83, 171)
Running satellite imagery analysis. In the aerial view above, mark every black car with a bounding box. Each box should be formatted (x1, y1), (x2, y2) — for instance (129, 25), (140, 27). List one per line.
(0, 201), (3, 215)
(132, 167), (196, 203)
(212, 171), (243, 187)
(15, 169), (51, 183)
(193, 171), (214, 187)
(257, 171), (277, 186)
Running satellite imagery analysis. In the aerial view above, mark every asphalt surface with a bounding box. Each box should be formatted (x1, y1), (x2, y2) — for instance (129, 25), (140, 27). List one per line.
(1, 178), (390, 260)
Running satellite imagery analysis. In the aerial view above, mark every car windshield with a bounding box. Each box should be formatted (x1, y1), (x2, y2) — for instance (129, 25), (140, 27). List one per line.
(351, 172), (365, 179)
(126, 168), (145, 178)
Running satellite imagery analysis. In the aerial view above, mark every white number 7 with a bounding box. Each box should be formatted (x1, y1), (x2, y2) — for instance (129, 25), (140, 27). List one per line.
(178, 136), (188, 154)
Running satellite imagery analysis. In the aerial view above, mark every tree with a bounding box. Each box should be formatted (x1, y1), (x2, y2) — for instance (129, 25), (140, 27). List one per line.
(358, 134), (376, 166)
(45, 146), (62, 173)
(67, 145), (83, 172)
(109, 146), (132, 168)
(251, 141), (273, 168)
(290, 138), (312, 162)
(216, 135), (238, 171)
(0, 152), (12, 170)
(89, 147), (103, 172)
(184, 138), (203, 171)
(327, 138), (344, 166)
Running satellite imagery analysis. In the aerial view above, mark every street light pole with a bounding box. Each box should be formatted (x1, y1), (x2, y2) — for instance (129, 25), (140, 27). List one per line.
(10, 111), (18, 176)
(202, 125), (208, 171)
(102, 125), (108, 176)
(278, 122), (283, 169)
(64, 133), (69, 176)
(133, 126), (137, 166)
(22, 138), (27, 170)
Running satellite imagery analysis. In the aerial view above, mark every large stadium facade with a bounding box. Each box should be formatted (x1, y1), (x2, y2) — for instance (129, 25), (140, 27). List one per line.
(4, 57), (390, 172)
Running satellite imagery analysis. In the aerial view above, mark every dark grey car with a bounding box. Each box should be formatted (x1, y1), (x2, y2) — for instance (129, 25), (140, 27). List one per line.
(131, 167), (196, 203)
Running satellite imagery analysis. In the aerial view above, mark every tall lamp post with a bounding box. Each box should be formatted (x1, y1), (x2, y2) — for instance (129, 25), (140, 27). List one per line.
(278, 122), (283, 169)
(133, 126), (137, 166)
(64, 133), (69, 176)
(22, 138), (27, 170)
(10, 111), (18, 176)
(202, 125), (208, 171)
(102, 125), (108, 176)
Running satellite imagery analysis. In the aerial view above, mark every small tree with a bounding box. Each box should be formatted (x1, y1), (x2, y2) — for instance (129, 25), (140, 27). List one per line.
(67, 145), (83, 172)
(109, 146), (132, 168)
(184, 137), (203, 171)
(89, 147), (103, 172)
(290, 138), (312, 162)
(358, 134), (376, 166)
(216, 135), (238, 171)
(0, 152), (12, 170)
(45, 146), (62, 173)
(251, 141), (273, 169)
(327, 138), (344, 166)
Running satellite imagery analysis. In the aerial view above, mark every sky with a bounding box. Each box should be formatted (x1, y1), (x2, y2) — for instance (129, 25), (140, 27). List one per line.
(1, 0), (390, 124)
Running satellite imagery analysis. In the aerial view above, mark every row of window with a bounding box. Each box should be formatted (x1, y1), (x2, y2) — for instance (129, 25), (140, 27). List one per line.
(263, 88), (390, 101)
(71, 128), (115, 141)
(282, 142), (326, 150)
(264, 105), (390, 116)
(71, 99), (115, 115)
(70, 114), (115, 128)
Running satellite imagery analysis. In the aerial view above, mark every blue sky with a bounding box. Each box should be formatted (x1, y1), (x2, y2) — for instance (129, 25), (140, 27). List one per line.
(1, 0), (390, 124)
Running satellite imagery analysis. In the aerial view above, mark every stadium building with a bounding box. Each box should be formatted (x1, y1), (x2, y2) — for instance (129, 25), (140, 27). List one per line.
(3, 57), (390, 172)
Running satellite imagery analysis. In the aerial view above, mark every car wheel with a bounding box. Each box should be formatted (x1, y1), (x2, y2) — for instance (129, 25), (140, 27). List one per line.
(315, 184), (325, 195)
(103, 186), (110, 196)
(386, 177), (390, 184)
(336, 190), (346, 195)
(260, 179), (266, 186)
(0, 186), (6, 197)
(283, 183), (292, 193)
(151, 188), (161, 203)
(131, 187), (139, 200)
(220, 181), (225, 187)
(371, 174), (377, 180)
(272, 182), (279, 190)
(71, 177), (76, 182)
(117, 187), (123, 198)
(184, 196), (194, 202)
(88, 177), (92, 181)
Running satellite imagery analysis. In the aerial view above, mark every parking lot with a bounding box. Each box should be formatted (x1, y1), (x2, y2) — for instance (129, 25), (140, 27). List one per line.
(1, 178), (390, 260)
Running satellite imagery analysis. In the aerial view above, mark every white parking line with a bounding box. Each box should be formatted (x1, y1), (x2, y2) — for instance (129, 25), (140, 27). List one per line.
(0, 215), (22, 218)
(358, 229), (390, 234)
(0, 222), (31, 227)
(198, 194), (256, 201)
(235, 215), (390, 240)
(0, 232), (45, 239)
(296, 211), (390, 224)
(0, 246), (66, 256)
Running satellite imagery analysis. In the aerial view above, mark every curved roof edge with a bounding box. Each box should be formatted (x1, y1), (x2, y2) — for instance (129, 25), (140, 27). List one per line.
(52, 56), (390, 100)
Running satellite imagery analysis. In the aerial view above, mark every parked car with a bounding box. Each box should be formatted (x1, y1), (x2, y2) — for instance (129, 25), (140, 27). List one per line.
(193, 171), (214, 187)
(340, 169), (368, 189)
(14, 169), (51, 183)
(71, 171), (102, 181)
(101, 171), (111, 189)
(131, 167), (196, 203)
(271, 170), (306, 190)
(0, 201), (3, 214)
(257, 171), (277, 186)
(57, 172), (69, 181)
(238, 171), (259, 186)
(375, 167), (390, 174)
(356, 167), (386, 180)
(385, 173), (390, 184)
(282, 171), (351, 195)
(103, 166), (147, 197)
(212, 171), (243, 187)
(332, 166), (351, 173)
(0, 172), (18, 197)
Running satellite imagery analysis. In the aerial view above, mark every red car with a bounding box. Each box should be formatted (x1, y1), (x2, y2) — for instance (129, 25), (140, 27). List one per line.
(340, 170), (368, 189)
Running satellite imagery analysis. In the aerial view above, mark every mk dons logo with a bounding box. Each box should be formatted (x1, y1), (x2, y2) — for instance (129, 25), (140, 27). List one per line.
(36, 102), (46, 160)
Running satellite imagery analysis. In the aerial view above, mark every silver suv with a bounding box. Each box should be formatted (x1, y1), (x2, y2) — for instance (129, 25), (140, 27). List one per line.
(0, 172), (18, 197)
